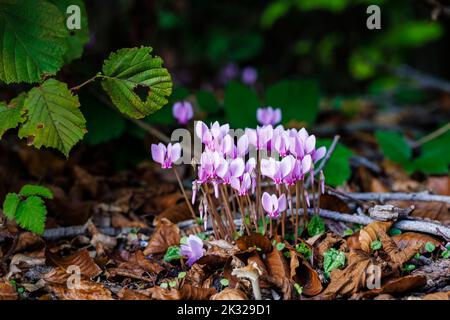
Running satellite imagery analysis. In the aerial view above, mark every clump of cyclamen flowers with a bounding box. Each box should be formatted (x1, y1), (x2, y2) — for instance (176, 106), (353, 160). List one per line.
(151, 107), (326, 243)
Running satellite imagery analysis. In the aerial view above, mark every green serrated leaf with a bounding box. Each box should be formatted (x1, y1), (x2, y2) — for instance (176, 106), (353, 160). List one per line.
(224, 81), (259, 128)
(101, 47), (173, 119)
(265, 79), (320, 125)
(48, 0), (89, 63)
(19, 185), (53, 199)
(18, 79), (86, 157)
(2, 193), (21, 220)
(307, 215), (325, 237)
(0, 0), (68, 83)
(375, 130), (412, 164)
(0, 96), (25, 138)
(15, 196), (47, 234)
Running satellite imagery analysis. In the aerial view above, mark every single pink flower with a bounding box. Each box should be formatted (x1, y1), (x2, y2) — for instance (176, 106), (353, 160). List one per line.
(230, 173), (252, 196)
(246, 125), (273, 150)
(257, 107), (282, 126)
(261, 192), (286, 219)
(173, 101), (193, 125)
(261, 156), (293, 184)
(151, 143), (181, 169)
(180, 235), (204, 266)
(217, 158), (245, 184)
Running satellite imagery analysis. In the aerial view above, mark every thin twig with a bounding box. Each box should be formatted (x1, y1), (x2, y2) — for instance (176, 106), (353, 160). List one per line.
(334, 191), (450, 204)
(412, 122), (450, 148)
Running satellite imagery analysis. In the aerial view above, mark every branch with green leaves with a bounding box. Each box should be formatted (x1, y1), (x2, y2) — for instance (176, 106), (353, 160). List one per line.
(0, 0), (173, 157)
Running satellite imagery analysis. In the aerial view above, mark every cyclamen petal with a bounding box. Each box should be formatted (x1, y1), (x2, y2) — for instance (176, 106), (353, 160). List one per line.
(278, 194), (286, 212)
(173, 101), (193, 125)
(237, 135), (249, 157)
(151, 143), (166, 166)
(261, 192), (272, 213)
(180, 235), (204, 266)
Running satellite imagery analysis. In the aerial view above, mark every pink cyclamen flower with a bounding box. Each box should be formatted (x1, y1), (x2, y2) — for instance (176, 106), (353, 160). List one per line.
(241, 67), (258, 85)
(257, 107), (282, 126)
(246, 125), (273, 150)
(283, 155), (312, 185)
(173, 101), (193, 125)
(217, 158), (245, 184)
(180, 235), (204, 266)
(151, 143), (181, 169)
(230, 173), (252, 196)
(261, 192), (286, 219)
(261, 156), (294, 184)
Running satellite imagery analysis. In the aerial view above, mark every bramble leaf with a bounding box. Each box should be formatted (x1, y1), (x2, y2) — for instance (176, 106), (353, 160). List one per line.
(0, 0), (68, 83)
(19, 185), (53, 199)
(101, 47), (173, 119)
(15, 196), (47, 235)
(2, 193), (21, 220)
(48, 0), (89, 63)
(0, 94), (26, 138)
(18, 79), (86, 157)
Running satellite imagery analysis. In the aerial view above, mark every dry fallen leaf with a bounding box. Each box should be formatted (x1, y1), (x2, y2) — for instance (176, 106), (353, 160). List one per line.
(0, 282), (18, 300)
(422, 291), (450, 300)
(49, 280), (113, 300)
(210, 288), (247, 300)
(358, 221), (393, 253)
(236, 233), (272, 253)
(355, 275), (427, 299)
(264, 246), (292, 299)
(118, 288), (151, 300)
(179, 284), (217, 300)
(320, 250), (373, 299)
(392, 232), (441, 253)
(155, 202), (193, 225)
(46, 248), (102, 278)
(290, 250), (322, 296)
(143, 218), (180, 255)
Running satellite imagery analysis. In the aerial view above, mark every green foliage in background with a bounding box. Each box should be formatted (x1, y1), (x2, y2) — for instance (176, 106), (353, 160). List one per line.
(317, 139), (354, 186)
(376, 129), (450, 174)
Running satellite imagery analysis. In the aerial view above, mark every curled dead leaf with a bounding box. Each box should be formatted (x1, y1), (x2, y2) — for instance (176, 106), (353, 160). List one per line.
(210, 288), (247, 300)
(155, 202), (193, 225)
(358, 221), (393, 252)
(46, 248), (102, 278)
(121, 250), (163, 274)
(145, 286), (181, 300)
(264, 246), (292, 299)
(378, 231), (421, 265)
(320, 250), (373, 299)
(356, 275), (427, 299)
(236, 233), (272, 253)
(143, 218), (180, 255)
(290, 251), (322, 296)
(392, 232), (441, 253)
